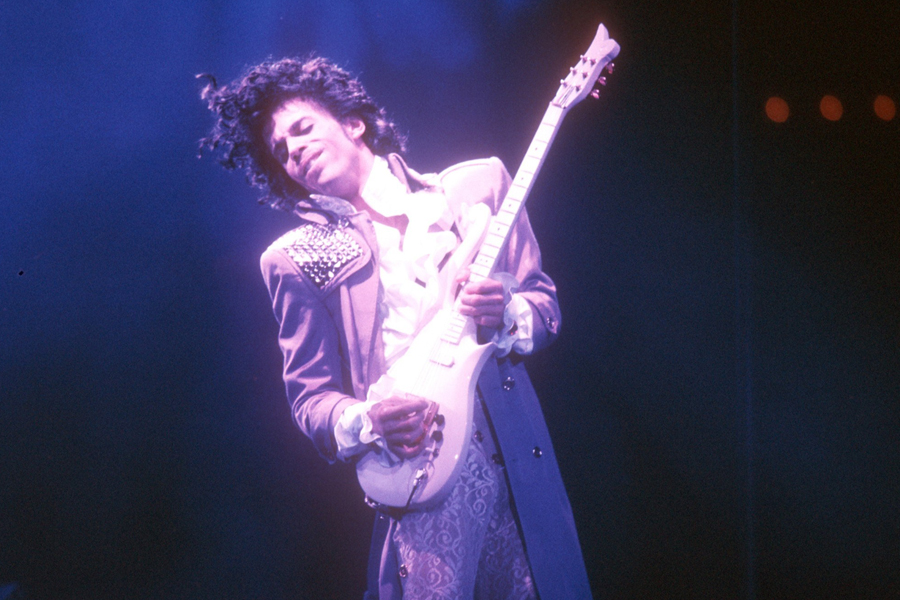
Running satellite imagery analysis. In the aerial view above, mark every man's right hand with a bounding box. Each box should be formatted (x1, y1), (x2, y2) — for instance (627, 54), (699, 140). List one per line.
(367, 397), (431, 459)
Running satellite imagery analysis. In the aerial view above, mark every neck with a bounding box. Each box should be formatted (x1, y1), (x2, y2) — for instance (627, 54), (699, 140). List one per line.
(347, 149), (375, 211)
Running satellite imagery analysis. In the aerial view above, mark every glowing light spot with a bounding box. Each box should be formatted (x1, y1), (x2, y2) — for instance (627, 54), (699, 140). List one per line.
(765, 97), (790, 123)
(819, 95), (843, 121)
(874, 95), (896, 121)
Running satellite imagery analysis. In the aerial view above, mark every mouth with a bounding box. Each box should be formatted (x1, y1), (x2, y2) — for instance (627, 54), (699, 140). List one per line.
(300, 149), (323, 181)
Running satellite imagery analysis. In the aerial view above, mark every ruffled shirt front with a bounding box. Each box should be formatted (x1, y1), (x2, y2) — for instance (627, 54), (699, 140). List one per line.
(364, 159), (459, 369)
(334, 157), (535, 460)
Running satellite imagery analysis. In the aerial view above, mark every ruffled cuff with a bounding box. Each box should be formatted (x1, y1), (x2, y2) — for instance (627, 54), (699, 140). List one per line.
(334, 398), (403, 466)
(335, 400), (382, 461)
(493, 293), (535, 357)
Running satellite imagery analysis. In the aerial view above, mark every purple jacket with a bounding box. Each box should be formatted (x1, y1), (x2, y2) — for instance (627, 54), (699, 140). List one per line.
(261, 155), (592, 599)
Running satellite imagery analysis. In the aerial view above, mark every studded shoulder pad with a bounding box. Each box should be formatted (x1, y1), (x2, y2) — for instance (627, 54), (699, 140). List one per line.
(271, 219), (365, 290)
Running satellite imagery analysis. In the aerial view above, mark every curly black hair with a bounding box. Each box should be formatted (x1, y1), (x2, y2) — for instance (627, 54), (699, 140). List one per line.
(199, 56), (407, 211)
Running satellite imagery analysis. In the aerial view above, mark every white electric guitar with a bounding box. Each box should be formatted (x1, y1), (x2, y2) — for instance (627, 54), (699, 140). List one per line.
(357, 24), (620, 509)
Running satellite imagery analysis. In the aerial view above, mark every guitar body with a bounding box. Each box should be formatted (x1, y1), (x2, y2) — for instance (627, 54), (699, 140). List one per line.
(356, 309), (495, 508)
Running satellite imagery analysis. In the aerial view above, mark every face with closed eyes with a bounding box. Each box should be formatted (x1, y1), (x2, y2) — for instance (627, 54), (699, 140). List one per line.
(266, 98), (373, 202)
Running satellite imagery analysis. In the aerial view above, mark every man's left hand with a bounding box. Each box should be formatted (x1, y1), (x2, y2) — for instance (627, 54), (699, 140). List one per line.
(456, 268), (506, 330)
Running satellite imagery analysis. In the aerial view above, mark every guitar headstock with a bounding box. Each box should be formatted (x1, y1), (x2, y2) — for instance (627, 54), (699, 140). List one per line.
(552, 24), (620, 111)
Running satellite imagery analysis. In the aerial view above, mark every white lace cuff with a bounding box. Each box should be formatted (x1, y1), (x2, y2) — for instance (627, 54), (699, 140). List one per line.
(334, 397), (403, 465)
(335, 400), (383, 461)
(493, 293), (535, 357)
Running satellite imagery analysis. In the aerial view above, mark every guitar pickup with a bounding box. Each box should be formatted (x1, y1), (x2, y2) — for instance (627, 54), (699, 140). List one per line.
(429, 345), (456, 367)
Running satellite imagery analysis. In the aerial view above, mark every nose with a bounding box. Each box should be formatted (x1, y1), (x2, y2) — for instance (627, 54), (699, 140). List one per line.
(286, 137), (305, 165)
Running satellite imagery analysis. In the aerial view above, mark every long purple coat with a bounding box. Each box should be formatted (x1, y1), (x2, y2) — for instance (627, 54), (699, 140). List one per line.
(261, 155), (592, 599)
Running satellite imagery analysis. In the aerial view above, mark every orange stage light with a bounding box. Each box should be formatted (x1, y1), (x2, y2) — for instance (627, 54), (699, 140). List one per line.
(819, 95), (843, 121)
(765, 97), (789, 123)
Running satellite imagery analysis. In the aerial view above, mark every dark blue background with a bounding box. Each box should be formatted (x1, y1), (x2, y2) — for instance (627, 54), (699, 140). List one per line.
(2, 1), (897, 598)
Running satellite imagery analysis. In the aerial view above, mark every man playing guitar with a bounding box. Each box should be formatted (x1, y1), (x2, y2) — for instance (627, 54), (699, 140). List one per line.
(200, 47), (610, 598)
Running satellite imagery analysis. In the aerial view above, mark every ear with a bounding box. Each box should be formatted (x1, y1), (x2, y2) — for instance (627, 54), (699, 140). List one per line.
(342, 116), (367, 143)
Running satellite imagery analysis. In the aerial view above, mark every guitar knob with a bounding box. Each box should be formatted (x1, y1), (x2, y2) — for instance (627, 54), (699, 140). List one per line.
(434, 414), (445, 427)
(431, 430), (443, 443)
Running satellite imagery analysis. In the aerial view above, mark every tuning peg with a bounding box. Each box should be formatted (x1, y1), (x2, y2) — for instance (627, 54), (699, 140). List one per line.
(596, 76), (607, 86)
(606, 62), (615, 74)
(590, 89), (601, 99)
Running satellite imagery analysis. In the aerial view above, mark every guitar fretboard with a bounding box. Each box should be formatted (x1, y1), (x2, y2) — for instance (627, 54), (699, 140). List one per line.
(467, 104), (564, 285)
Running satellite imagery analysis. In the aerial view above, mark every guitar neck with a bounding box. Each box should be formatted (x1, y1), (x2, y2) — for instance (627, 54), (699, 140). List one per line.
(462, 23), (618, 286)
(466, 102), (566, 284)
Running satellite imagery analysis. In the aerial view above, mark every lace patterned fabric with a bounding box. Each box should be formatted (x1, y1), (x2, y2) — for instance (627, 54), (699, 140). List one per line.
(391, 440), (537, 600)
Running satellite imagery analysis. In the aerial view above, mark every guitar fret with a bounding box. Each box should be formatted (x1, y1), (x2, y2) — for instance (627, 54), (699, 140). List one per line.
(493, 211), (515, 226)
(440, 333), (460, 345)
(500, 201), (521, 216)
(514, 172), (533, 187)
(473, 254), (493, 268)
(441, 312), (469, 345)
(535, 123), (555, 142)
(483, 233), (505, 248)
(527, 142), (546, 158)
(480, 244), (500, 258)
(505, 186), (525, 201)
(489, 222), (508, 236)
(520, 155), (540, 174)
(470, 264), (490, 279)
(545, 105), (563, 123)
(500, 193), (528, 207)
